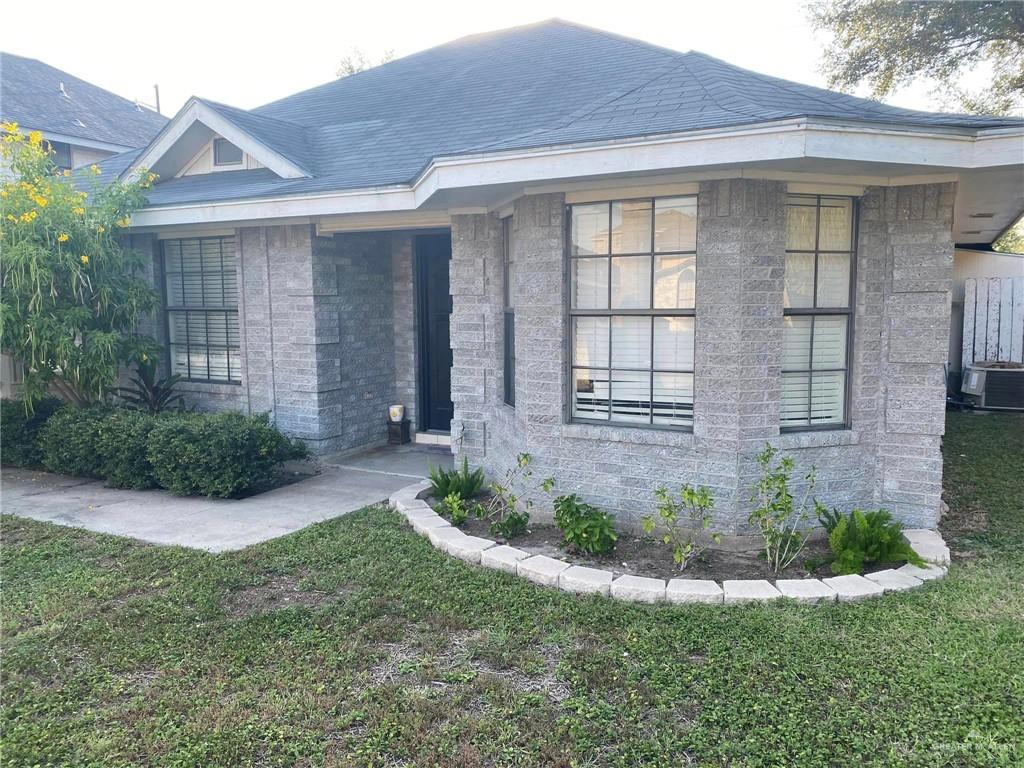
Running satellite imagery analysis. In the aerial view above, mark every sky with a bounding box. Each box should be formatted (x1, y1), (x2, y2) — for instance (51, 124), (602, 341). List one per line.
(0, 0), (980, 118)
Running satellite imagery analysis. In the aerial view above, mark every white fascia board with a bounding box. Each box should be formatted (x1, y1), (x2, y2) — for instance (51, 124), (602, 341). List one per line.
(20, 126), (131, 153)
(125, 99), (309, 180)
(127, 119), (1024, 228)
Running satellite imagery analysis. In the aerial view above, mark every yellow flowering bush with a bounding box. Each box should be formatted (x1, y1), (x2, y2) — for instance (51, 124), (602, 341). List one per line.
(1, 122), (160, 409)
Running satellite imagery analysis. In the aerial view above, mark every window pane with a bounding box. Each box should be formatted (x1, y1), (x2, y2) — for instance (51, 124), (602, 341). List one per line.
(167, 311), (188, 344)
(652, 372), (693, 425)
(611, 200), (652, 254)
(169, 345), (190, 378)
(783, 252), (814, 309)
(208, 349), (230, 381)
(654, 196), (696, 252)
(818, 197), (852, 251)
(780, 372), (810, 427)
(653, 254), (695, 309)
(816, 252), (850, 308)
(571, 257), (608, 309)
(611, 370), (650, 423)
(812, 316), (847, 369)
(573, 368), (609, 420)
(653, 316), (694, 370)
(786, 197), (817, 250)
(782, 316), (811, 370)
(573, 317), (609, 368)
(811, 371), (845, 424)
(214, 139), (243, 165)
(571, 203), (609, 256)
(611, 255), (651, 309)
(611, 316), (650, 368)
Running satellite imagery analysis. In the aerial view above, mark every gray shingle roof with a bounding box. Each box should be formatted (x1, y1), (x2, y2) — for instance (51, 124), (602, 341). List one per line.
(106, 19), (1024, 207)
(1, 52), (168, 148)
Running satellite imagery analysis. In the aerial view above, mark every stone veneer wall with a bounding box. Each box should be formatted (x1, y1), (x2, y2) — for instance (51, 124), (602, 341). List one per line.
(142, 225), (418, 456)
(449, 181), (954, 532)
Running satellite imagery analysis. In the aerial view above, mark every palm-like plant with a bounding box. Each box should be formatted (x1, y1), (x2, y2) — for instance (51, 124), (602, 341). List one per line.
(118, 359), (184, 413)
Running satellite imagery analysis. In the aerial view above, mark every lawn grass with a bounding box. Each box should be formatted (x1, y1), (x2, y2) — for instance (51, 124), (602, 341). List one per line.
(2, 412), (1022, 767)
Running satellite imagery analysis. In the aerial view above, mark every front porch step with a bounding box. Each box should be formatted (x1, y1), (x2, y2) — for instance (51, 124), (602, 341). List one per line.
(414, 431), (451, 447)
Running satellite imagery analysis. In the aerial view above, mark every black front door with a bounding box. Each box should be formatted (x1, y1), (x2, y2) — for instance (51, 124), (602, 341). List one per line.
(416, 233), (453, 432)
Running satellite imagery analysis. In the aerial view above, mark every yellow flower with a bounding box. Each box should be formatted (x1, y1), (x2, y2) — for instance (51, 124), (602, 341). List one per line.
(0, 190), (7, 198)
(90, 164), (101, 175)
(34, 195), (48, 207)
(57, 233), (69, 243)
(63, 169), (72, 177)
(96, 225), (105, 234)
(116, 217), (131, 228)
(141, 353), (149, 362)
(28, 130), (42, 146)
(80, 255), (89, 265)
(73, 206), (85, 216)
(0, 121), (17, 134)
(5, 214), (15, 222)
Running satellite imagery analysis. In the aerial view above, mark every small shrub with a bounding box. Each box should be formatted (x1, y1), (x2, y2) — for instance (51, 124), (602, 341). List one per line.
(148, 411), (307, 498)
(749, 444), (818, 574)
(643, 484), (720, 571)
(95, 409), (160, 489)
(1, 396), (63, 467)
(442, 492), (468, 526)
(553, 494), (618, 555)
(38, 405), (111, 477)
(429, 457), (485, 499)
(826, 508), (926, 575)
(477, 453), (554, 540)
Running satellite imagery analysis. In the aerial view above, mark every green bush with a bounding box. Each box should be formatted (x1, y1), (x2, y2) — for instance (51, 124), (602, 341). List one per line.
(642, 484), (720, 571)
(825, 508), (926, 575)
(96, 409), (161, 489)
(1, 396), (63, 467)
(429, 457), (485, 499)
(554, 493), (618, 555)
(37, 405), (111, 477)
(147, 411), (307, 498)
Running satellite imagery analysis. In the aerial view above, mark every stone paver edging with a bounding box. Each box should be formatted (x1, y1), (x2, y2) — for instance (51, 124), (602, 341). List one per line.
(389, 481), (950, 605)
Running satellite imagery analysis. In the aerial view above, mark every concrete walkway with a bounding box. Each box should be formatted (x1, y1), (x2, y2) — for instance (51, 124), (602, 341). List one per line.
(1, 445), (452, 552)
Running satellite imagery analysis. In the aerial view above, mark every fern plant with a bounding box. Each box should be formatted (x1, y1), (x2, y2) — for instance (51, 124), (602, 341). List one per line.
(428, 456), (485, 499)
(827, 508), (926, 575)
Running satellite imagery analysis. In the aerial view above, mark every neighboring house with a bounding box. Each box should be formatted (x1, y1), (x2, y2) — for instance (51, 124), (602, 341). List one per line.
(98, 19), (1022, 531)
(0, 52), (168, 398)
(0, 52), (167, 169)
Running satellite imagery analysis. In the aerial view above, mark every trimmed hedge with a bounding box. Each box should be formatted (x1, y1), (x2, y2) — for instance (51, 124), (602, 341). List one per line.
(38, 406), (111, 478)
(1, 397), (63, 468)
(14, 402), (307, 498)
(148, 411), (308, 498)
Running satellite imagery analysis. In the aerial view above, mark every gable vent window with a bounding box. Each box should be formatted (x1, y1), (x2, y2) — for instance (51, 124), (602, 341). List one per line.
(568, 196), (697, 429)
(161, 236), (241, 383)
(213, 138), (243, 166)
(781, 195), (856, 429)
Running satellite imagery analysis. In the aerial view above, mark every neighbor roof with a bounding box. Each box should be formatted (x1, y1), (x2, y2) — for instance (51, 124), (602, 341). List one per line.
(1, 52), (167, 148)
(112, 19), (1023, 207)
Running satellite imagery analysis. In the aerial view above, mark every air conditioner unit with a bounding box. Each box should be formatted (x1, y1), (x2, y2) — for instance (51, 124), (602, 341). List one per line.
(961, 362), (1024, 411)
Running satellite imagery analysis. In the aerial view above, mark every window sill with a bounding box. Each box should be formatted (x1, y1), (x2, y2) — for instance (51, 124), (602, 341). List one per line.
(176, 379), (243, 395)
(772, 428), (859, 450)
(562, 421), (694, 448)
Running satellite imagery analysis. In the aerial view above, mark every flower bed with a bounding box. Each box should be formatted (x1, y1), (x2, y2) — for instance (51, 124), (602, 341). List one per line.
(391, 480), (950, 605)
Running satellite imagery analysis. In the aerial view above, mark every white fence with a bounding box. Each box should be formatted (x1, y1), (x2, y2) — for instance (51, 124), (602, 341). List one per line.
(962, 277), (1024, 369)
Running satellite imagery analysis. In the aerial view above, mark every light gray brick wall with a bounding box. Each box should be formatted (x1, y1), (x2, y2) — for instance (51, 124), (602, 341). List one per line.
(451, 181), (953, 533)
(391, 233), (418, 428)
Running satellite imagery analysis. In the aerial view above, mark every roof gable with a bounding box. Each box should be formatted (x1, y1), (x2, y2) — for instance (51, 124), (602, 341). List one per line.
(125, 98), (313, 181)
(0, 52), (167, 148)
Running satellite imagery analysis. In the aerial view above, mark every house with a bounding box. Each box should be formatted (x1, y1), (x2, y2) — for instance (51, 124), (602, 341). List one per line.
(1, 52), (169, 398)
(98, 19), (1022, 532)
(0, 52), (167, 169)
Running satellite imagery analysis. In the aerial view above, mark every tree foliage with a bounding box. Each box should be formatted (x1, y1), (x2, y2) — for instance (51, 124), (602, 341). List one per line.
(336, 48), (395, 78)
(1, 122), (159, 410)
(808, 0), (1024, 115)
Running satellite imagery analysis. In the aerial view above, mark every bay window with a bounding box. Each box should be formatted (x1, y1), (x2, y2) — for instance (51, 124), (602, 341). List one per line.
(782, 195), (855, 429)
(569, 196), (697, 428)
(161, 236), (241, 383)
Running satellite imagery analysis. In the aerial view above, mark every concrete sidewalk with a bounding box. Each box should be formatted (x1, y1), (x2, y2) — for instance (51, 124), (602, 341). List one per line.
(1, 446), (451, 552)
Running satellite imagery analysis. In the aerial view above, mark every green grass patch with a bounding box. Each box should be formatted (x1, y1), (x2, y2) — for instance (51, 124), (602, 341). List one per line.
(2, 414), (1023, 766)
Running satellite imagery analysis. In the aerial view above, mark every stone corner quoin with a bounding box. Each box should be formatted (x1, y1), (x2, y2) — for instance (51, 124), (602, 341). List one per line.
(390, 482), (950, 607)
